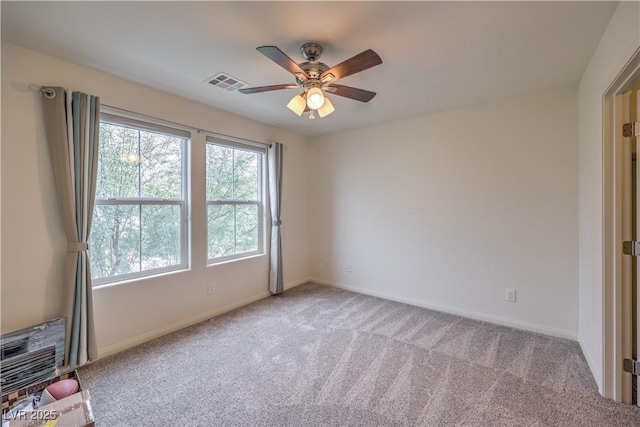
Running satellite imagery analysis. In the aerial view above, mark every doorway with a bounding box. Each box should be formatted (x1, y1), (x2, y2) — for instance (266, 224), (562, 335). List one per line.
(603, 47), (640, 405)
(630, 82), (640, 405)
(620, 83), (640, 405)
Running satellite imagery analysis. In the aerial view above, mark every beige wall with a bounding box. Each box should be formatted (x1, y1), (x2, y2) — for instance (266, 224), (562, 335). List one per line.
(308, 88), (579, 339)
(577, 1), (640, 393)
(0, 42), (310, 357)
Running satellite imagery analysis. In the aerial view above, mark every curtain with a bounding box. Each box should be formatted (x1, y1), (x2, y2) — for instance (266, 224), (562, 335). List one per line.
(41, 87), (99, 368)
(268, 142), (284, 295)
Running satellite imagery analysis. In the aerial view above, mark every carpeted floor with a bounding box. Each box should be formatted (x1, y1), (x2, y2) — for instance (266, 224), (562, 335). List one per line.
(80, 283), (640, 426)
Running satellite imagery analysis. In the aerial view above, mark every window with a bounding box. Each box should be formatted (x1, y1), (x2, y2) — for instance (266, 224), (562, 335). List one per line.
(206, 137), (264, 262)
(89, 113), (189, 285)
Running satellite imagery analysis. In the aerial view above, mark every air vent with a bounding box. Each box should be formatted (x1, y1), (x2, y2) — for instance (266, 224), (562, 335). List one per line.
(206, 72), (249, 92)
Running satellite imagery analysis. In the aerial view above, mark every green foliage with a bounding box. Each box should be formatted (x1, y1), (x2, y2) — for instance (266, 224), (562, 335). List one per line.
(206, 144), (260, 259)
(208, 205), (234, 257)
(90, 123), (184, 280)
(236, 205), (258, 253)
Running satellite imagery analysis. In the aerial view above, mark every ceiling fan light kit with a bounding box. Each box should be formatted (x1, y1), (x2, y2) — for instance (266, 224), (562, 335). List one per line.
(286, 94), (306, 116)
(317, 97), (335, 118)
(306, 87), (325, 110)
(240, 42), (382, 120)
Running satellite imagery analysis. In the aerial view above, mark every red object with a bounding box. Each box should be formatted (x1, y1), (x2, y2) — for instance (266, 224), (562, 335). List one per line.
(46, 379), (79, 400)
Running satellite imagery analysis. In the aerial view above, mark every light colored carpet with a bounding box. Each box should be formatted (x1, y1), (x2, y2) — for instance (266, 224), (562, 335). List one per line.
(80, 283), (640, 426)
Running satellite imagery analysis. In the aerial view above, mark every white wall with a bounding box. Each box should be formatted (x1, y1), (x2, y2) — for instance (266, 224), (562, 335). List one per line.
(0, 42), (310, 357)
(308, 88), (579, 339)
(578, 1), (640, 394)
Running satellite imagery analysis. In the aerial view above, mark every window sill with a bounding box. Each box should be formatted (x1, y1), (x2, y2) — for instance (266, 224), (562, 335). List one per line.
(92, 267), (189, 290)
(207, 253), (266, 268)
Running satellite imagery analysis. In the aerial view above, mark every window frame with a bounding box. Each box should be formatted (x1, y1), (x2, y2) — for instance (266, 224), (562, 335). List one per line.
(91, 112), (190, 287)
(206, 136), (265, 264)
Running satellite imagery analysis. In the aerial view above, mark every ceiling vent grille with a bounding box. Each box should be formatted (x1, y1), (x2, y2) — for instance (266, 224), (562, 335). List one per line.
(206, 72), (248, 92)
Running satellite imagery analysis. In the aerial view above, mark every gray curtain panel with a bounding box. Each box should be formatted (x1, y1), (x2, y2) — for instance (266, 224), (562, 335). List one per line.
(268, 142), (284, 295)
(41, 88), (99, 368)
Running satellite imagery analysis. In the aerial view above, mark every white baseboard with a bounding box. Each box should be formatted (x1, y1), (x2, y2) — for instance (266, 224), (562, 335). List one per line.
(96, 276), (312, 360)
(284, 277), (312, 291)
(311, 277), (578, 341)
(578, 337), (602, 394)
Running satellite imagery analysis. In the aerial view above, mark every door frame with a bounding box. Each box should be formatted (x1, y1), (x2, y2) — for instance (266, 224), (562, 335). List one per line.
(603, 47), (640, 401)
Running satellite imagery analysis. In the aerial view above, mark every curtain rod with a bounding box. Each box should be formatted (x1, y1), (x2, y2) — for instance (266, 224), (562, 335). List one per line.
(102, 104), (269, 147)
(34, 85), (271, 147)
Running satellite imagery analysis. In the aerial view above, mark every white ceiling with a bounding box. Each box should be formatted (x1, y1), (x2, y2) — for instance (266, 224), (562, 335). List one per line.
(1, 1), (617, 137)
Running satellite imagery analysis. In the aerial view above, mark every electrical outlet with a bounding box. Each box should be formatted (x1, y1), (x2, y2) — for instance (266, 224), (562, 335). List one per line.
(208, 283), (215, 295)
(324, 261), (329, 270)
(505, 289), (516, 302)
(346, 264), (352, 273)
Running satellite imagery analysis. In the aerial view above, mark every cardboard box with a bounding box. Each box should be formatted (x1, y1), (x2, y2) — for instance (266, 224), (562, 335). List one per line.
(7, 390), (94, 427)
(2, 371), (93, 427)
(2, 371), (83, 415)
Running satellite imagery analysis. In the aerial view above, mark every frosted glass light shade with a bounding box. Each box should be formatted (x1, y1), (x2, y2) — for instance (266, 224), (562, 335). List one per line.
(306, 87), (325, 110)
(287, 94), (306, 116)
(317, 96), (335, 118)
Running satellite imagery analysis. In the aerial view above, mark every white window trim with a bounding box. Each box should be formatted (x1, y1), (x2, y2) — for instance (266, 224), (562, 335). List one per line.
(206, 137), (265, 265)
(92, 113), (191, 287)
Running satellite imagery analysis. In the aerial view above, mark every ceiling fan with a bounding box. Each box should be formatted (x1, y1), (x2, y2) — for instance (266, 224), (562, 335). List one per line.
(239, 43), (382, 119)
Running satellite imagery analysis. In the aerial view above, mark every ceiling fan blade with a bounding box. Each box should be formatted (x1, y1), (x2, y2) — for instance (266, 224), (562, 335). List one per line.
(321, 49), (382, 81)
(257, 46), (309, 78)
(325, 84), (377, 102)
(239, 84), (298, 94)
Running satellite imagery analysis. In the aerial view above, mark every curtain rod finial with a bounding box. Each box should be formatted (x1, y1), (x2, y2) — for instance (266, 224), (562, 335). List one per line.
(41, 87), (57, 99)
(30, 83), (57, 98)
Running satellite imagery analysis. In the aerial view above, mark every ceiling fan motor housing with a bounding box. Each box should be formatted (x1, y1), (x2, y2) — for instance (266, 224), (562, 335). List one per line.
(297, 43), (329, 84)
(298, 61), (330, 84)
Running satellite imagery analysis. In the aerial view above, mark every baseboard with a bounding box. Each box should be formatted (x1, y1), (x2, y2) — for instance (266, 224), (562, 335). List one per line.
(311, 278), (578, 341)
(284, 276), (313, 291)
(96, 277), (311, 359)
(578, 337), (603, 394)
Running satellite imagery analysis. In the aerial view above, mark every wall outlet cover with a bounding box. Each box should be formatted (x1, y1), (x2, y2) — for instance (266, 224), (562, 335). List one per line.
(505, 289), (516, 302)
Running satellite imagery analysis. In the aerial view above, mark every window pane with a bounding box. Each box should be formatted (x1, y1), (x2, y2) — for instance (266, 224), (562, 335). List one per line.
(141, 205), (181, 270)
(89, 204), (140, 279)
(206, 141), (262, 262)
(208, 204), (234, 258)
(236, 204), (258, 253)
(96, 123), (139, 198)
(140, 131), (183, 199)
(234, 150), (258, 200)
(92, 115), (188, 284)
(206, 145), (233, 199)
